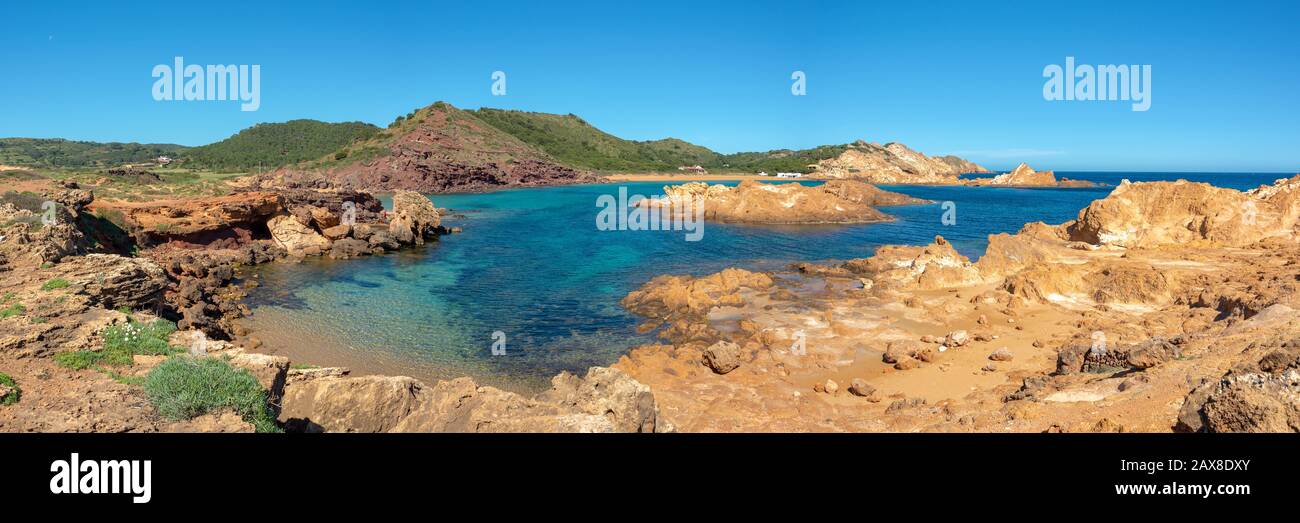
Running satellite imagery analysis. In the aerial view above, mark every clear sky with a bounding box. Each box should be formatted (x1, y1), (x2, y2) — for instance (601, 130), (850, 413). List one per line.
(1, 0), (1297, 171)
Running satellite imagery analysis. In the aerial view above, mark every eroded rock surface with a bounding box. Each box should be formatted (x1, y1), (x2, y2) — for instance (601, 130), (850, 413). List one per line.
(279, 367), (666, 433)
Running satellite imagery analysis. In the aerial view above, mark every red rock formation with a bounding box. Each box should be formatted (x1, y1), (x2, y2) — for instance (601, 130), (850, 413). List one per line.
(250, 102), (603, 194)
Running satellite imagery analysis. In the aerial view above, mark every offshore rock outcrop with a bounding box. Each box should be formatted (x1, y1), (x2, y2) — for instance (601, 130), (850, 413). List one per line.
(647, 179), (927, 224)
(967, 163), (1095, 187)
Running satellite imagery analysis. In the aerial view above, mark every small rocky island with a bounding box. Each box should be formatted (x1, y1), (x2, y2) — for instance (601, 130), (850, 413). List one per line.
(643, 179), (928, 224)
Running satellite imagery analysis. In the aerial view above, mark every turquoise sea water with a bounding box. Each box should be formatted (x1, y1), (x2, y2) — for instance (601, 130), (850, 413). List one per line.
(241, 172), (1287, 392)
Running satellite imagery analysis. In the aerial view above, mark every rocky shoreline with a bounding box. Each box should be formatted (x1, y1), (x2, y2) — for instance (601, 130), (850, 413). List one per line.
(0, 180), (669, 432)
(612, 176), (1300, 432)
(4, 174), (1299, 432)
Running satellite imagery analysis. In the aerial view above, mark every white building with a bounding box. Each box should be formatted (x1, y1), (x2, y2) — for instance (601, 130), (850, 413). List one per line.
(775, 172), (803, 179)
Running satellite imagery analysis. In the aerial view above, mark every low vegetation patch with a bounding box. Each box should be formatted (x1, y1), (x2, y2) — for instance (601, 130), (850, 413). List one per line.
(0, 372), (20, 405)
(40, 278), (70, 291)
(54, 318), (181, 370)
(144, 356), (280, 432)
(0, 303), (25, 319)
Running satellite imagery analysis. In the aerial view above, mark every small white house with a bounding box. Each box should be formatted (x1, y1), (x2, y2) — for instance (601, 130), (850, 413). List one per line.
(156, 156), (173, 165)
(757, 171), (769, 176)
(776, 172), (803, 179)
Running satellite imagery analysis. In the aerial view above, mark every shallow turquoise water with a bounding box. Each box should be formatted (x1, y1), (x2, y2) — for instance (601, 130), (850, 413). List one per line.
(242, 172), (1286, 391)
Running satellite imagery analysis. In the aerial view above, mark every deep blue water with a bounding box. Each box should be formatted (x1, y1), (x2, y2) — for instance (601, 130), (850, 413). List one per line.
(242, 172), (1287, 391)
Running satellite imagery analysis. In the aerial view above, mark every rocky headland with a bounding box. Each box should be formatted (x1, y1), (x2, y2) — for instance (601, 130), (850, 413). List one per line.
(809, 143), (1096, 188)
(810, 140), (989, 184)
(644, 179), (928, 224)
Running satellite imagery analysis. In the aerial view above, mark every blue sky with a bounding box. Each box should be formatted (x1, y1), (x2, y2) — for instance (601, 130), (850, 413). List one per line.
(1, 0), (1297, 171)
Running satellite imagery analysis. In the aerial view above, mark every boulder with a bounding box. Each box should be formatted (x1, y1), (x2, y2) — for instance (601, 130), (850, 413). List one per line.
(56, 254), (169, 310)
(279, 375), (427, 433)
(321, 224), (351, 241)
(329, 238), (371, 259)
(701, 340), (743, 374)
(389, 191), (441, 245)
(848, 378), (875, 397)
(945, 330), (971, 347)
(989, 348), (1014, 361)
(267, 213), (331, 255)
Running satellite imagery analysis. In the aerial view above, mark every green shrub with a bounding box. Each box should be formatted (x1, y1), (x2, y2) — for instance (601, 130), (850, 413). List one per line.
(0, 303), (24, 319)
(0, 372), (20, 405)
(144, 356), (280, 433)
(40, 278), (70, 291)
(0, 292), (14, 303)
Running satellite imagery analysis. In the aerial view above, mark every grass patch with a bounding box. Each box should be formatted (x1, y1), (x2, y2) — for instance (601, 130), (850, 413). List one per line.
(102, 368), (145, 386)
(289, 363), (318, 370)
(0, 372), (19, 405)
(54, 319), (181, 370)
(0, 303), (25, 319)
(54, 350), (103, 370)
(40, 278), (70, 291)
(144, 356), (280, 433)
(1, 292), (14, 303)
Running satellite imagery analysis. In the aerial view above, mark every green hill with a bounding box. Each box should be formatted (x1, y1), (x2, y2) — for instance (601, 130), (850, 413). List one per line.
(0, 138), (189, 169)
(183, 120), (380, 171)
(472, 108), (842, 173)
(471, 108), (721, 172)
(713, 145), (851, 174)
